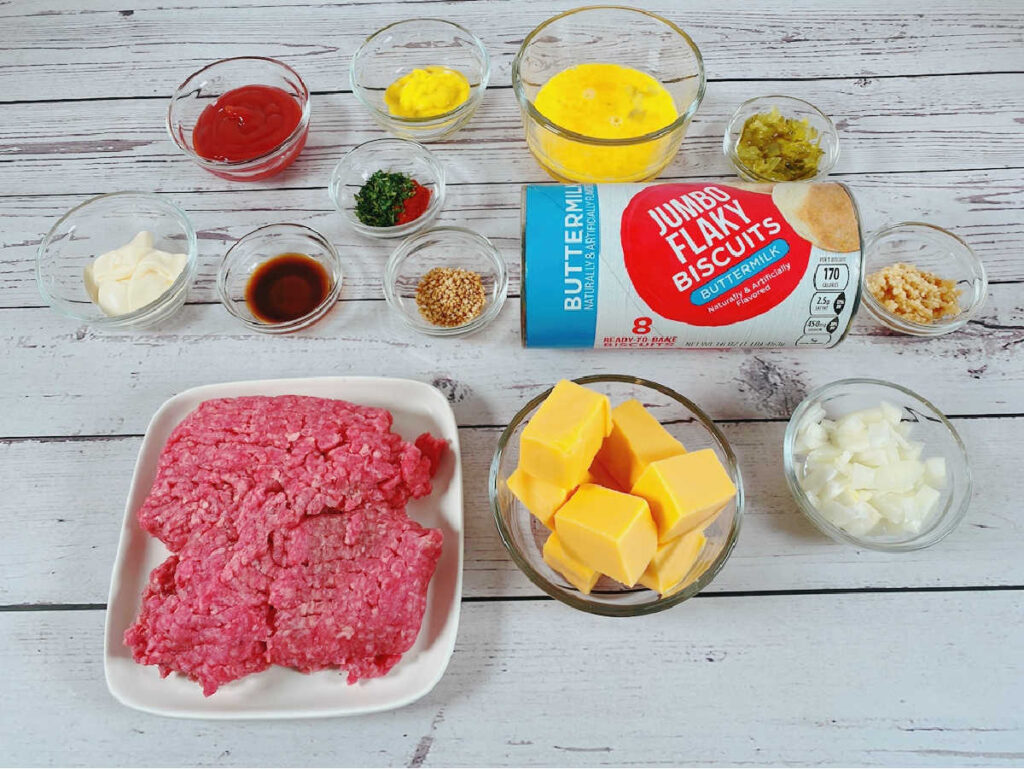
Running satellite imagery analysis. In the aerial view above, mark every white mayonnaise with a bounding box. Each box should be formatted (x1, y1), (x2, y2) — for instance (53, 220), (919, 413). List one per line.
(83, 231), (188, 316)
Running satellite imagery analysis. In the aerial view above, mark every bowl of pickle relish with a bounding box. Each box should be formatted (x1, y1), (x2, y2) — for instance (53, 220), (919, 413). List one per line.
(724, 95), (839, 182)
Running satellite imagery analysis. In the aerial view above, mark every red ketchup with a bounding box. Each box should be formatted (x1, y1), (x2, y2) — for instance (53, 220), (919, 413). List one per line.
(397, 180), (432, 225)
(192, 85), (306, 180)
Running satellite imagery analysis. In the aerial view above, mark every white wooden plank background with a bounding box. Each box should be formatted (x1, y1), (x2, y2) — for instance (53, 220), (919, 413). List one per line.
(1, 0), (1022, 766)
(4, 594), (1023, 767)
(3, 301), (1021, 437)
(2, 0), (1022, 99)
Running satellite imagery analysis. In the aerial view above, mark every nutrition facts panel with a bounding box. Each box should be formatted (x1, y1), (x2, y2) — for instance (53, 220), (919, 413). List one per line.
(798, 256), (856, 345)
(1, 1), (1022, 767)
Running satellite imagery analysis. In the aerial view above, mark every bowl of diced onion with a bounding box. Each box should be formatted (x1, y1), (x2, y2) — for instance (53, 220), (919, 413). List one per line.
(783, 378), (972, 551)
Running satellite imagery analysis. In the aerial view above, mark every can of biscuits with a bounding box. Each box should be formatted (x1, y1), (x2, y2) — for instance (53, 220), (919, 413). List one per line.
(521, 181), (863, 348)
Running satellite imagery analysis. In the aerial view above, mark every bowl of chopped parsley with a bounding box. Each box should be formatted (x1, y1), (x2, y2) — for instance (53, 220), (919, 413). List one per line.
(329, 138), (446, 238)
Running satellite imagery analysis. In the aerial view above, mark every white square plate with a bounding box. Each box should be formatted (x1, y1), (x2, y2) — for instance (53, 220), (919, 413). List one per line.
(104, 377), (463, 719)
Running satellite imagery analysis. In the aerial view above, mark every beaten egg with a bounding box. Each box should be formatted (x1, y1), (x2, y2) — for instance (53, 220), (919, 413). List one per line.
(530, 63), (680, 182)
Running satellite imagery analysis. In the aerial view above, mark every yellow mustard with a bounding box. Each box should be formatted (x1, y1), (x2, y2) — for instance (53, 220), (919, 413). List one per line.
(531, 63), (680, 182)
(385, 66), (470, 118)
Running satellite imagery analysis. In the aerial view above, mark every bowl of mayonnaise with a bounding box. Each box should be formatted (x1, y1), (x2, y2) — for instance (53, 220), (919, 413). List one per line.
(37, 192), (198, 329)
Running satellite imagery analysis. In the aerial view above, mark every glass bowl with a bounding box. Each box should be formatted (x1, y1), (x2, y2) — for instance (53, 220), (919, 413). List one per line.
(350, 19), (489, 142)
(723, 95), (840, 182)
(168, 56), (310, 181)
(36, 192), (197, 329)
(328, 138), (446, 239)
(489, 375), (744, 616)
(861, 222), (987, 337)
(783, 378), (972, 552)
(383, 226), (507, 337)
(512, 6), (705, 183)
(217, 223), (342, 333)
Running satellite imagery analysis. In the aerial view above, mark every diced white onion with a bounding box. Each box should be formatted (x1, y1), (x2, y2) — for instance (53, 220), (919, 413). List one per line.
(794, 401), (947, 538)
(880, 401), (903, 425)
(873, 460), (924, 493)
(924, 457), (947, 487)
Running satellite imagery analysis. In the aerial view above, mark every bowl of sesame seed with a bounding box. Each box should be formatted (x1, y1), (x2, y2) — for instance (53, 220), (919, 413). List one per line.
(383, 226), (508, 336)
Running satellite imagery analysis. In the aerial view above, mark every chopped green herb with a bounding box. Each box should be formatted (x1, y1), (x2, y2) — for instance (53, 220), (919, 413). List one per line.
(354, 170), (416, 227)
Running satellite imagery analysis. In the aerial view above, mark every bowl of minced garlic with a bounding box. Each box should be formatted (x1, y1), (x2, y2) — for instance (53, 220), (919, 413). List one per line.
(383, 226), (508, 336)
(862, 223), (987, 336)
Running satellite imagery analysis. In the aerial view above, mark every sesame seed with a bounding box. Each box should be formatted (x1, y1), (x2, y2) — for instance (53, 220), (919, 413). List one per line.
(415, 267), (487, 327)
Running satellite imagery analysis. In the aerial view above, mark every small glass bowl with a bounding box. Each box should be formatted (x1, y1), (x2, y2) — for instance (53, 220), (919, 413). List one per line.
(490, 375), (744, 617)
(724, 95), (840, 182)
(861, 222), (987, 337)
(328, 138), (446, 239)
(512, 6), (705, 183)
(383, 227), (507, 337)
(36, 192), (197, 329)
(217, 224), (342, 333)
(168, 56), (310, 181)
(350, 19), (489, 142)
(783, 378), (972, 552)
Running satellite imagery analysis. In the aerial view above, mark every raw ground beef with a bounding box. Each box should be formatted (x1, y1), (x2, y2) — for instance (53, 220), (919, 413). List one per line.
(268, 507), (443, 682)
(124, 395), (445, 696)
(123, 532), (274, 696)
(138, 396), (433, 552)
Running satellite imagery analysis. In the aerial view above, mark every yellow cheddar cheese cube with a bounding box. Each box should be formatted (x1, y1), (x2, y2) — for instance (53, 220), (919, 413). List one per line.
(554, 483), (657, 587)
(506, 466), (572, 529)
(596, 398), (687, 490)
(638, 528), (706, 596)
(542, 532), (600, 594)
(582, 459), (623, 492)
(519, 380), (612, 488)
(631, 449), (736, 543)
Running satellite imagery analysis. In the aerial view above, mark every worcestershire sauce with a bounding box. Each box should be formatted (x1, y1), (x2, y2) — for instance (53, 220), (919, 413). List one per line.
(246, 253), (329, 323)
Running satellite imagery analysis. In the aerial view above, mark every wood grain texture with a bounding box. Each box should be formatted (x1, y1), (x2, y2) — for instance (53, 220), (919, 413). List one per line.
(3, 596), (1023, 766)
(3, 168), (1023, 308)
(2, 416), (1021, 606)
(2, 1), (1024, 763)
(0, 0), (1022, 101)
(1, 74), (1022, 199)
(2, 287), (1021, 439)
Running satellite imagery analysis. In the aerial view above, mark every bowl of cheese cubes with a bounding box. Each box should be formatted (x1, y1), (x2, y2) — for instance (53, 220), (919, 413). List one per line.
(784, 378), (972, 551)
(489, 375), (743, 616)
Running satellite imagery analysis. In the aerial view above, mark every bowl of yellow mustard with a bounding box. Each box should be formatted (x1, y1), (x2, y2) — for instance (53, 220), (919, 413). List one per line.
(512, 7), (706, 183)
(489, 375), (744, 616)
(351, 18), (489, 142)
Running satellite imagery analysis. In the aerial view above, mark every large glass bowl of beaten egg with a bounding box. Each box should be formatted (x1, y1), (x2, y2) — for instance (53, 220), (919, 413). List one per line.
(512, 7), (706, 183)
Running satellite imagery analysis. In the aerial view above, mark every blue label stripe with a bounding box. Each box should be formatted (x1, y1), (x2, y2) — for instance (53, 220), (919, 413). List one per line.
(689, 239), (791, 307)
(523, 185), (600, 347)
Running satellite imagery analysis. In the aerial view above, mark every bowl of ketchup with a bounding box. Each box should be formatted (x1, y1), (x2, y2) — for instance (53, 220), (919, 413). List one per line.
(168, 57), (310, 182)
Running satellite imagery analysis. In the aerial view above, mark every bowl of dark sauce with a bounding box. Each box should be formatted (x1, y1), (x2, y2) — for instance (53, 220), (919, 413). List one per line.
(218, 224), (342, 332)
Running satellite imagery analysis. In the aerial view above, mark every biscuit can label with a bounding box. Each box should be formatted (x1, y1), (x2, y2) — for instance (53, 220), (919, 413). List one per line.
(522, 182), (862, 348)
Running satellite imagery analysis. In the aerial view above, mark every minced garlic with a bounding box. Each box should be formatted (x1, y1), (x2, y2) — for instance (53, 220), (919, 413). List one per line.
(866, 262), (961, 325)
